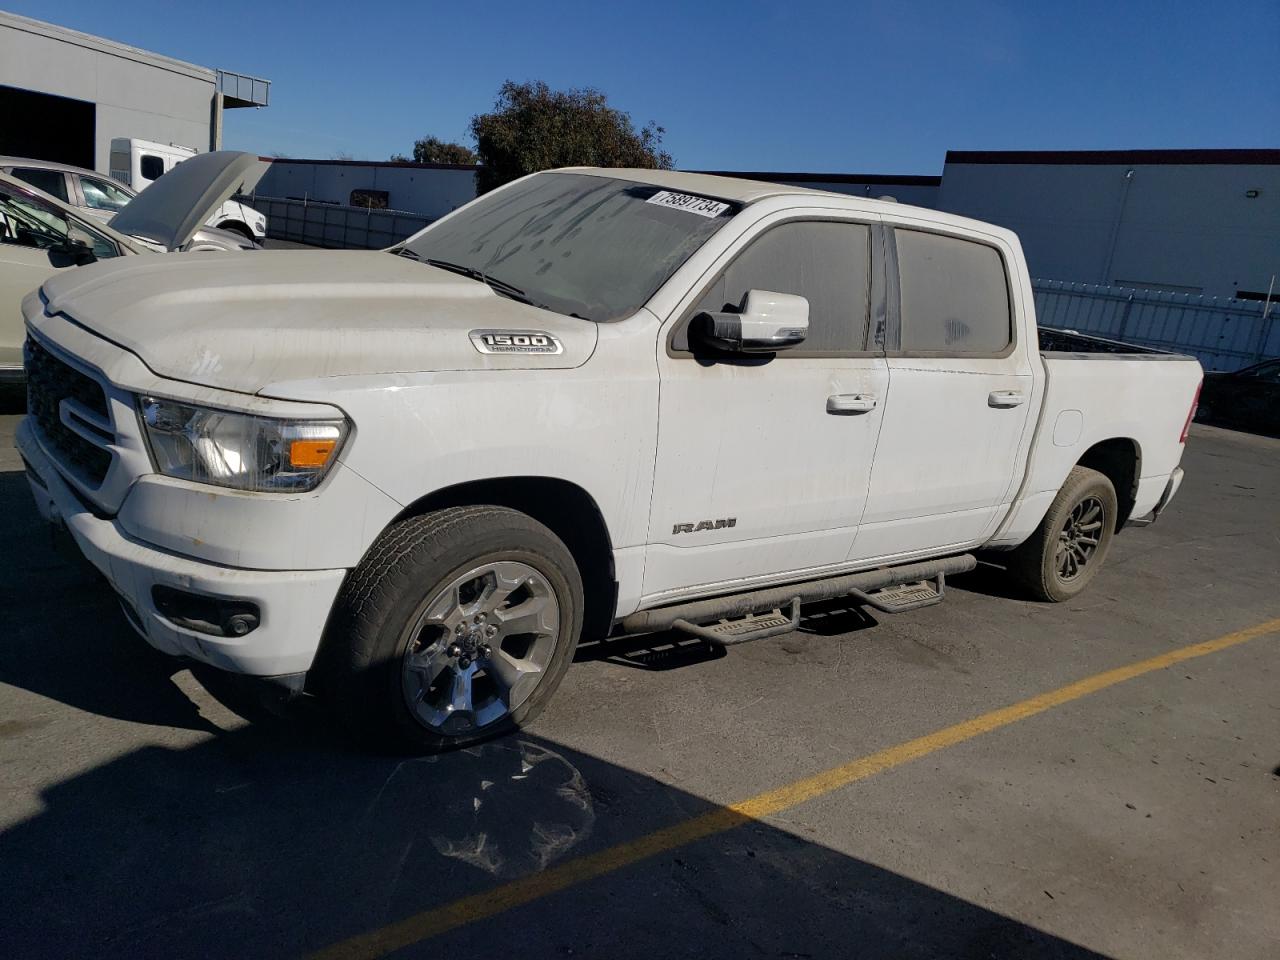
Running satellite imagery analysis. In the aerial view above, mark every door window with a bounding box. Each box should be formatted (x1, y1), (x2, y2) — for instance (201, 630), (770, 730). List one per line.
(895, 229), (1011, 354)
(0, 185), (120, 259)
(10, 168), (69, 203)
(140, 155), (165, 182)
(681, 220), (872, 354)
(80, 175), (134, 212)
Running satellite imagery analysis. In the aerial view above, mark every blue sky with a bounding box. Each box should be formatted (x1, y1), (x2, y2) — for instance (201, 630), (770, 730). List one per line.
(9, 0), (1278, 172)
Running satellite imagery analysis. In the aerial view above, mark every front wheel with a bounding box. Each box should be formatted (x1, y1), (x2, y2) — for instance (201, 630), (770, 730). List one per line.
(1007, 466), (1118, 602)
(321, 506), (583, 752)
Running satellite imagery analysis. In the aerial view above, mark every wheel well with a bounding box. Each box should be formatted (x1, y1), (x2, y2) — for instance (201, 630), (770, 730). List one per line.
(218, 220), (253, 239)
(1077, 438), (1141, 528)
(395, 477), (617, 642)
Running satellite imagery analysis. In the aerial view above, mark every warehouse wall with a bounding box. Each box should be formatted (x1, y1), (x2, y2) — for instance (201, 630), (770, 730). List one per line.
(254, 160), (479, 219)
(938, 157), (1280, 299)
(0, 13), (216, 173)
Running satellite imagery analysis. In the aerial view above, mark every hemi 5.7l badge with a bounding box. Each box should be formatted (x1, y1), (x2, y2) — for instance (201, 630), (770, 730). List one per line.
(469, 330), (564, 355)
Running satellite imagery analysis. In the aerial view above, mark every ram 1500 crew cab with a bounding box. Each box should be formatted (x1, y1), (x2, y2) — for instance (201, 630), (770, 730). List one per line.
(17, 169), (1203, 751)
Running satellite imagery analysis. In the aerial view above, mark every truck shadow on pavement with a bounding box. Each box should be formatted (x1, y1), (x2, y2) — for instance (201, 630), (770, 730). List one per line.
(1, 704), (1112, 960)
(0, 473), (1112, 960)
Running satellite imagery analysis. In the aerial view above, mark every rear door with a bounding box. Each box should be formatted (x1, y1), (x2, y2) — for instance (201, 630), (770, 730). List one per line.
(850, 221), (1034, 562)
(644, 212), (889, 603)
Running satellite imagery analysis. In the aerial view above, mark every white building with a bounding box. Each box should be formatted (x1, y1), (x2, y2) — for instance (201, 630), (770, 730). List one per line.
(0, 12), (268, 174)
(937, 149), (1279, 300)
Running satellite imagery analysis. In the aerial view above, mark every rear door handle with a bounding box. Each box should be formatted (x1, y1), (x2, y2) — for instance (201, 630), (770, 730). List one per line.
(988, 390), (1026, 408)
(827, 394), (877, 415)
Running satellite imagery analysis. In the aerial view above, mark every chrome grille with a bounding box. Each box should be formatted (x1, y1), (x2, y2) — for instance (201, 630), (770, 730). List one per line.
(24, 337), (113, 485)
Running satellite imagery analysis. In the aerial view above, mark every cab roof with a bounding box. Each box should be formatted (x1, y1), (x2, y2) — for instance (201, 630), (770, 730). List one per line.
(555, 167), (1014, 241)
(558, 166), (851, 204)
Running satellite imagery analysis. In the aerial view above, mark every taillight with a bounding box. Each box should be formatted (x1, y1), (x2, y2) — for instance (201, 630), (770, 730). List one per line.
(1180, 380), (1202, 443)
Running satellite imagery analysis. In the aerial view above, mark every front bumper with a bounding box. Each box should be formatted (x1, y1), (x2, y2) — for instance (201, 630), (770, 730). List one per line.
(17, 417), (347, 677)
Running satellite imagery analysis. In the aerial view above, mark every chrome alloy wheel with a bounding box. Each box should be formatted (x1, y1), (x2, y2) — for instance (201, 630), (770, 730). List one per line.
(1056, 495), (1104, 582)
(401, 560), (560, 736)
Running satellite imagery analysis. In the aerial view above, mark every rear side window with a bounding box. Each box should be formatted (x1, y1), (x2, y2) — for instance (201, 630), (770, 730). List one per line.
(140, 155), (165, 182)
(80, 176), (133, 212)
(686, 220), (872, 354)
(10, 168), (68, 202)
(895, 229), (1011, 354)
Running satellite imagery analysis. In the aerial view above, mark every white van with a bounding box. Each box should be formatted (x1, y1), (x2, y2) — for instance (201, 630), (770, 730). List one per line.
(109, 137), (267, 243)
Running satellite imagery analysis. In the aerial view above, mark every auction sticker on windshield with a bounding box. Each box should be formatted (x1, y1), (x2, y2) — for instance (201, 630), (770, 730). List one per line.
(645, 190), (731, 218)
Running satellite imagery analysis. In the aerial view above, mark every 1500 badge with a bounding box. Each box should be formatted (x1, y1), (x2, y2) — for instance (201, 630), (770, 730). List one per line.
(469, 330), (564, 355)
(673, 518), (737, 534)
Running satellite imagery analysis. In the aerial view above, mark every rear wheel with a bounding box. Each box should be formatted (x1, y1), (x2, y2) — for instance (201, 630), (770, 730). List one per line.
(1007, 466), (1117, 602)
(321, 506), (583, 752)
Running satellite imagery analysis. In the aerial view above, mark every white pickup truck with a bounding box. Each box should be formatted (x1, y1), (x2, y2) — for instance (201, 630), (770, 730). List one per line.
(16, 169), (1202, 751)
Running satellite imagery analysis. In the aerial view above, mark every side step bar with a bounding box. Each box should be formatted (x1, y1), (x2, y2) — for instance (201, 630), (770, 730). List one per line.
(617, 554), (976, 645)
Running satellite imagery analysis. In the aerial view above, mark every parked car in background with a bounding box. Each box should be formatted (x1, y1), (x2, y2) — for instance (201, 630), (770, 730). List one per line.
(1, 148), (268, 245)
(16, 168), (1202, 753)
(0, 151), (263, 381)
(1196, 357), (1279, 435)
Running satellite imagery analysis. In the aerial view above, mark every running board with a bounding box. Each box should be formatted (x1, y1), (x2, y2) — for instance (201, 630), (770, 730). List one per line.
(673, 599), (801, 646)
(847, 573), (946, 614)
(620, 554), (975, 643)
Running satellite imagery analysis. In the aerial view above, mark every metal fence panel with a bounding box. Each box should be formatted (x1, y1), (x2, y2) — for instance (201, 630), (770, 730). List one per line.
(1032, 279), (1276, 371)
(250, 196), (432, 251)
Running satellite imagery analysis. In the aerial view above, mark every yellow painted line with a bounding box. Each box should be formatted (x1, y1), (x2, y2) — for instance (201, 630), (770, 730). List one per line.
(310, 616), (1280, 960)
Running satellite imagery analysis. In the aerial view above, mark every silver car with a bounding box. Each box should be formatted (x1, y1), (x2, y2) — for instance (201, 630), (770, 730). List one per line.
(0, 155), (267, 244)
(0, 151), (266, 381)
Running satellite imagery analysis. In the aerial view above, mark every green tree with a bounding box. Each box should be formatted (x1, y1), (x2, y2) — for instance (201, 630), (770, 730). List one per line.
(470, 80), (673, 193)
(391, 136), (478, 165)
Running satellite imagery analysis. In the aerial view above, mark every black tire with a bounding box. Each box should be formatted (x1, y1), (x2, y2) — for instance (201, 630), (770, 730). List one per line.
(219, 222), (256, 243)
(319, 506), (583, 752)
(1007, 466), (1117, 602)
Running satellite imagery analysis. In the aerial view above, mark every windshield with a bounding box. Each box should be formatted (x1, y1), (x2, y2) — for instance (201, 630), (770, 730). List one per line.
(399, 172), (741, 322)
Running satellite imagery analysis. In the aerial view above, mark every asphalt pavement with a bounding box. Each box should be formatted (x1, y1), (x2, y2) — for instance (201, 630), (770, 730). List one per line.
(0, 410), (1276, 960)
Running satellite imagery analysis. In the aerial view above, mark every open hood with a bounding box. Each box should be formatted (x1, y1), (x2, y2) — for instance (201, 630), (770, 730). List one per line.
(108, 151), (266, 252)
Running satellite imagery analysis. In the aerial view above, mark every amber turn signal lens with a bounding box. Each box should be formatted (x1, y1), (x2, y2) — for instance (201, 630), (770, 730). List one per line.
(288, 438), (337, 468)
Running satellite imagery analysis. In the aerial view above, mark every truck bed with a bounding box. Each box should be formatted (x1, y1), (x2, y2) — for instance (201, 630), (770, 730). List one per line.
(1038, 326), (1191, 359)
(987, 333), (1203, 547)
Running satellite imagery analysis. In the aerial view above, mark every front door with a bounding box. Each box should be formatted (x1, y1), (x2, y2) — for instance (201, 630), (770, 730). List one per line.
(643, 213), (889, 605)
(851, 222), (1035, 563)
(0, 182), (123, 369)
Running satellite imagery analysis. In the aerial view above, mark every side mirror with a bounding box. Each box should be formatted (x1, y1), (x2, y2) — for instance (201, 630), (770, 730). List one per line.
(64, 226), (93, 250)
(62, 226), (97, 264)
(693, 289), (809, 354)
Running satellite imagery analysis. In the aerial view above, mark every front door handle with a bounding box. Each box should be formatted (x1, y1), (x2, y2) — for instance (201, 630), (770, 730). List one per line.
(988, 390), (1026, 408)
(827, 393), (877, 415)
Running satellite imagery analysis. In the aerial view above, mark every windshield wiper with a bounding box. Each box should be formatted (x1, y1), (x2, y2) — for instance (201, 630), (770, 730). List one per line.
(424, 258), (536, 306)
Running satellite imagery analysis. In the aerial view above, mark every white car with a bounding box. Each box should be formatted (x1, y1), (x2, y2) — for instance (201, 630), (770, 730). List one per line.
(0, 152), (264, 380)
(1, 152), (268, 244)
(17, 168), (1202, 752)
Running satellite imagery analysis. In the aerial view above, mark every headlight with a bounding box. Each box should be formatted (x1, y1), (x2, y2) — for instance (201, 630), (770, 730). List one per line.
(137, 396), (348, 492)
